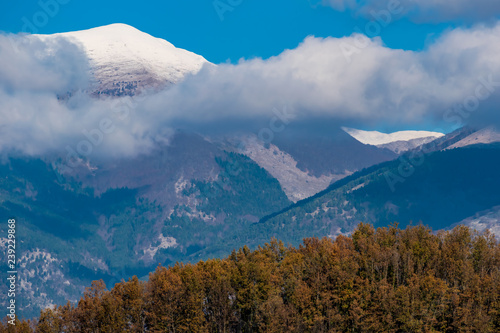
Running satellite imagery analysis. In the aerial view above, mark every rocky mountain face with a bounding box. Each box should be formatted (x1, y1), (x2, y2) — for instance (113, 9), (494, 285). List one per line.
(234, 138), (350, 202)
(221, 125), (398, 202)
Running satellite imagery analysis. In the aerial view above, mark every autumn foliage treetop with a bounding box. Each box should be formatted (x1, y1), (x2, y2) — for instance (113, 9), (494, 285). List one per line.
(2, 223), (500, 332)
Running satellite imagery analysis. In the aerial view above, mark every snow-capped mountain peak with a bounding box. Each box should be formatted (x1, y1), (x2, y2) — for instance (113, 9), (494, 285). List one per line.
(342, 127), (445, 154)
(342, 127), (444, 146)
(37, 23), (210, 96)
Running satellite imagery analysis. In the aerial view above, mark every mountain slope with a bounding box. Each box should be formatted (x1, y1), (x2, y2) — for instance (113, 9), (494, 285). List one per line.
(0, 134), (292, 318)
(215, 125), (398, 202)
(234, 137), (350, 202)
(447, 126), (500, 149)
(271, 125), (397, 178)
(412, 126), (479, 152)
(247, 143), (500, 249)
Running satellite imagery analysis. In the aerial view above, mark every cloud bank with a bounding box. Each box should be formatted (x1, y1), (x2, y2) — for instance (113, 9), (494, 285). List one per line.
(319, 0), (500, 23)
(0, 23), (499, 163)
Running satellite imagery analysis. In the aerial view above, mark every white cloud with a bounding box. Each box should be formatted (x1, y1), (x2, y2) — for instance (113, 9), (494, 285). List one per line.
(152, 23), (500, 127)
(1, 23), (500, 162)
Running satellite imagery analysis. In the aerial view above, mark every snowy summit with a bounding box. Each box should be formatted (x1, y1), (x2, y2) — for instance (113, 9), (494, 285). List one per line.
(342, 127), (444, 146)
(37, 23), (210, 96)
(342, 127), (445, 154)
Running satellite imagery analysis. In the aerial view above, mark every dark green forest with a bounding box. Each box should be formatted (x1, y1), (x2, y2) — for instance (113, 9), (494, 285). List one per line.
(2, 223), (499, 332)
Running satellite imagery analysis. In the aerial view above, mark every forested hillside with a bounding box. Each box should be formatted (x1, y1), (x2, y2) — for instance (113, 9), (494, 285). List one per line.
(0, 150), (291, 318)
(3, 224), (499, 332)
(251, 143), (500, 250)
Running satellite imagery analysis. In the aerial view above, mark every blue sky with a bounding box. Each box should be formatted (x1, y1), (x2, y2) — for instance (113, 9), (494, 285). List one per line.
(0, 0), (458, 63)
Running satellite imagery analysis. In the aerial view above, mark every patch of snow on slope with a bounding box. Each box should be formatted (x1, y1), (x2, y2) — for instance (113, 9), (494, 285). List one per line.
(454, 205), (500, 238)
(17, 249), (69, 309)
(144, 234), (178, 260)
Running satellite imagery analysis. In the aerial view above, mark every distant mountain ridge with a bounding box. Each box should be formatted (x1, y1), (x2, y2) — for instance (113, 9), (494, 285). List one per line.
(252, 142), (500, 249)
(221, 126), (397, 202)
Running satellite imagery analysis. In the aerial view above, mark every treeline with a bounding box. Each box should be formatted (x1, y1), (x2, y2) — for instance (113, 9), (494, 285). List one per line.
(2, 223), (500, 332)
